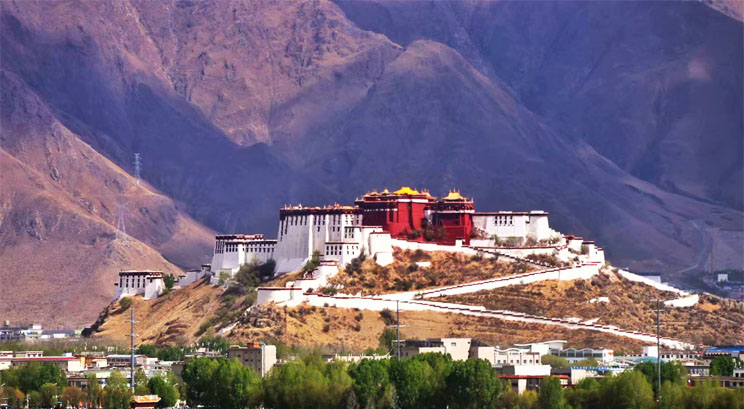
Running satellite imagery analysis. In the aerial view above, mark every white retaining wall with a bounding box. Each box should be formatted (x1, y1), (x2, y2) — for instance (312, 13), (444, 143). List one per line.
(617, 270), (687, 295)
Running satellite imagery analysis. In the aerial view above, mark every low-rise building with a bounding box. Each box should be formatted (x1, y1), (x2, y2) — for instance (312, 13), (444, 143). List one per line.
(0, 355), (85, 372)
(496, 364), (564, 394)
(399, 338), (472, 361)
(228, 343), (277, 377)
(551, 347), (614, 363)
(130, 395), (161, 409)
(114, 271), (165, 300)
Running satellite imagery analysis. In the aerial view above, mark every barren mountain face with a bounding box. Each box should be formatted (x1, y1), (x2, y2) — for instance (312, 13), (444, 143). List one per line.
(0, 0), (741, 327)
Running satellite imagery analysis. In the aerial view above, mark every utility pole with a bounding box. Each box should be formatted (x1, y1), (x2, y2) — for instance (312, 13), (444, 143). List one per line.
(396, 300), (401, 361)
(656, 298), (661, 404)
(129, 307), (136, 393)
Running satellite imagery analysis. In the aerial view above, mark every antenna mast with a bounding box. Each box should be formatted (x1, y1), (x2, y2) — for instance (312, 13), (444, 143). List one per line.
(656, 298), (661, 404)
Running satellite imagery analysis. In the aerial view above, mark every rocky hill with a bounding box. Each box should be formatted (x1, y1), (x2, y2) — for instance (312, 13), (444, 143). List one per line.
(1, 0), (742, 327)
(88, 262), (744, 352)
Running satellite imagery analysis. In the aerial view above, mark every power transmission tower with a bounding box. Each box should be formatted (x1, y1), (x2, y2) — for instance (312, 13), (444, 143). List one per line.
(133, 153), (142, 186)
(116, 203), (128, 243)
(129, 307), (136, 393)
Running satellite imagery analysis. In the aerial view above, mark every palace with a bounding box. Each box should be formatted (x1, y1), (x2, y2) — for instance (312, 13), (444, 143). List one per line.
(206, 186), (558, 280)
(209, 187), (562, 279)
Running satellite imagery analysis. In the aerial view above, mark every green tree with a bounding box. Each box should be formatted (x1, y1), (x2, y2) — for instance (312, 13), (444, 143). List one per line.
(134, 368), (149, 395)
(599, 371), (654, 409)
(537, 376), (565, 409)
(86, 374), (102, 408)
(709, 356), (742, 376)
(446, 359), (500, 409)
(350, 359), (394, 409)
(541, 355), (569, 369)
(181, 357), (219, 405)
(147, 375), (180, 408)
(28, 391), (42, 408)
(262, 355), (348, 409)
(377, 329), (396, 355)
(119, 297), (133, 311)
(102, 371), (132, 409)
(565, 377), (600, 409)
(39, 383), (58, 408)
(163, 274), (176, 290)
(389, 358), (436, 409)
(633, 360), (686, 396)
(213, 358), (262, 409)
(17, 363), (67, 393)
(61, 386), (85, 408)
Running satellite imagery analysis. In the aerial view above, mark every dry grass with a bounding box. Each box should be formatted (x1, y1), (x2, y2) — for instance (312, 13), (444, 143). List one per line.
(440, 270), (744, 345)
(328, 249), (534, 295)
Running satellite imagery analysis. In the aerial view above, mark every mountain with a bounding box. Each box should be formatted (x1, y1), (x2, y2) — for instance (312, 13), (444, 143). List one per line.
(0, 0), (741, 326)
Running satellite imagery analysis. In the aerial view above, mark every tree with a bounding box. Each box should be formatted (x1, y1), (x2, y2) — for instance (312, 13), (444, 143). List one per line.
(61, 386), (85, 408)
(39, 383), (58, 408)
(599, 371), (654, 409)
(17, 363), (67, 394)
(119, 297), (133, 311)
(389, 358), (436, 409)
(537, 376), (565, 409)
(1, 386), (25, 408)
(350, 359), (394, 409)
(633, 360), (686, 396)
(181, 357), (219, 406)
(377, 328), (396, 355)
(709, 356), (742, 376)
(28, 391), (42, 408)
(134, 368), (149, 395)
(102, 371), (132, 409)
(86, 374), (102, 408)
(565, 377), (600, 409)
(446, 359), (500, 409)
(147, 375), (179, 408)
(163, 274), (176, 290)
(541, 355), (569, 369)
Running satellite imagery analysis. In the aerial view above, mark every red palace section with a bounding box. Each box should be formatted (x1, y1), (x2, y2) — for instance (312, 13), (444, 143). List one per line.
(355, 187), (474, 244)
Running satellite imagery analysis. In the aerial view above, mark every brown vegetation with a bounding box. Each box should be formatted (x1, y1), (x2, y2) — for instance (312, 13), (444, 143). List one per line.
(440, 270), (744, 345)
(328, 249), (534, 295)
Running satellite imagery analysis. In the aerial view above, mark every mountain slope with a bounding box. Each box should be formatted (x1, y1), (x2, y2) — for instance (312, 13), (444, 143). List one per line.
(300, 39), (742, 278)
(0, 69), (214, 328)
(0, 0), (741, 330)
(336, 0), (744, 210)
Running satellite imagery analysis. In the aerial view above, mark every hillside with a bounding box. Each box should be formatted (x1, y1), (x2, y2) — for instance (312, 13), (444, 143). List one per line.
(1, 0), (742, 327)
(0, 70), (215, 328)
(89, 258), (744, 353)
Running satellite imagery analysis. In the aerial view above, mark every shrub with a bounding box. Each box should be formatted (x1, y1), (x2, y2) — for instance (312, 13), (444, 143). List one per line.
(322, 324), (330, 333)
(380, 309), (396, 325)
(119, 297), (133, 311)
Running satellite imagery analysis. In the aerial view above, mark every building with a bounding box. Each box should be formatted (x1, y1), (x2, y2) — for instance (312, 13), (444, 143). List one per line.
(496, 365), (564, 394)
(130, 395), (161, 409)
(211, 186), (566, 279)
(114, 271), (165, 300)
(399, 338), (472, 361)
(0, 355), (85, 372)
(227, 343), (277, 377)
(471, 210), (556, 243)
(703, 345), (744, 360)
(551, 347), (615, 363)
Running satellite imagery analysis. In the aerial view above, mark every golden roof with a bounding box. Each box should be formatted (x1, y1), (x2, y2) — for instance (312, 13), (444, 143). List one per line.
(131, 396), (161, 404)
(443, 190), (465, 201)
(382, 188), (390, 194)
(393, 186), (420, 195)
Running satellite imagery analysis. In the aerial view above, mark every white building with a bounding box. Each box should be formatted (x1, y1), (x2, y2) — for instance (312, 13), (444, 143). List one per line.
(210, 205), (394, 282)
(399, 338), (472, 361)
(210, 234), (277, 278)
(227, 343), (277, 377)
(114, 271), (165, 300)
(472, 210), (558, 243)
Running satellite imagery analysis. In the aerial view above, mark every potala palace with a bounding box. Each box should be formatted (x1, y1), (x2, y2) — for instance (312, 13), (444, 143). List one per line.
(209, 187), (571, 280)
(113, 186), (609, 301)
